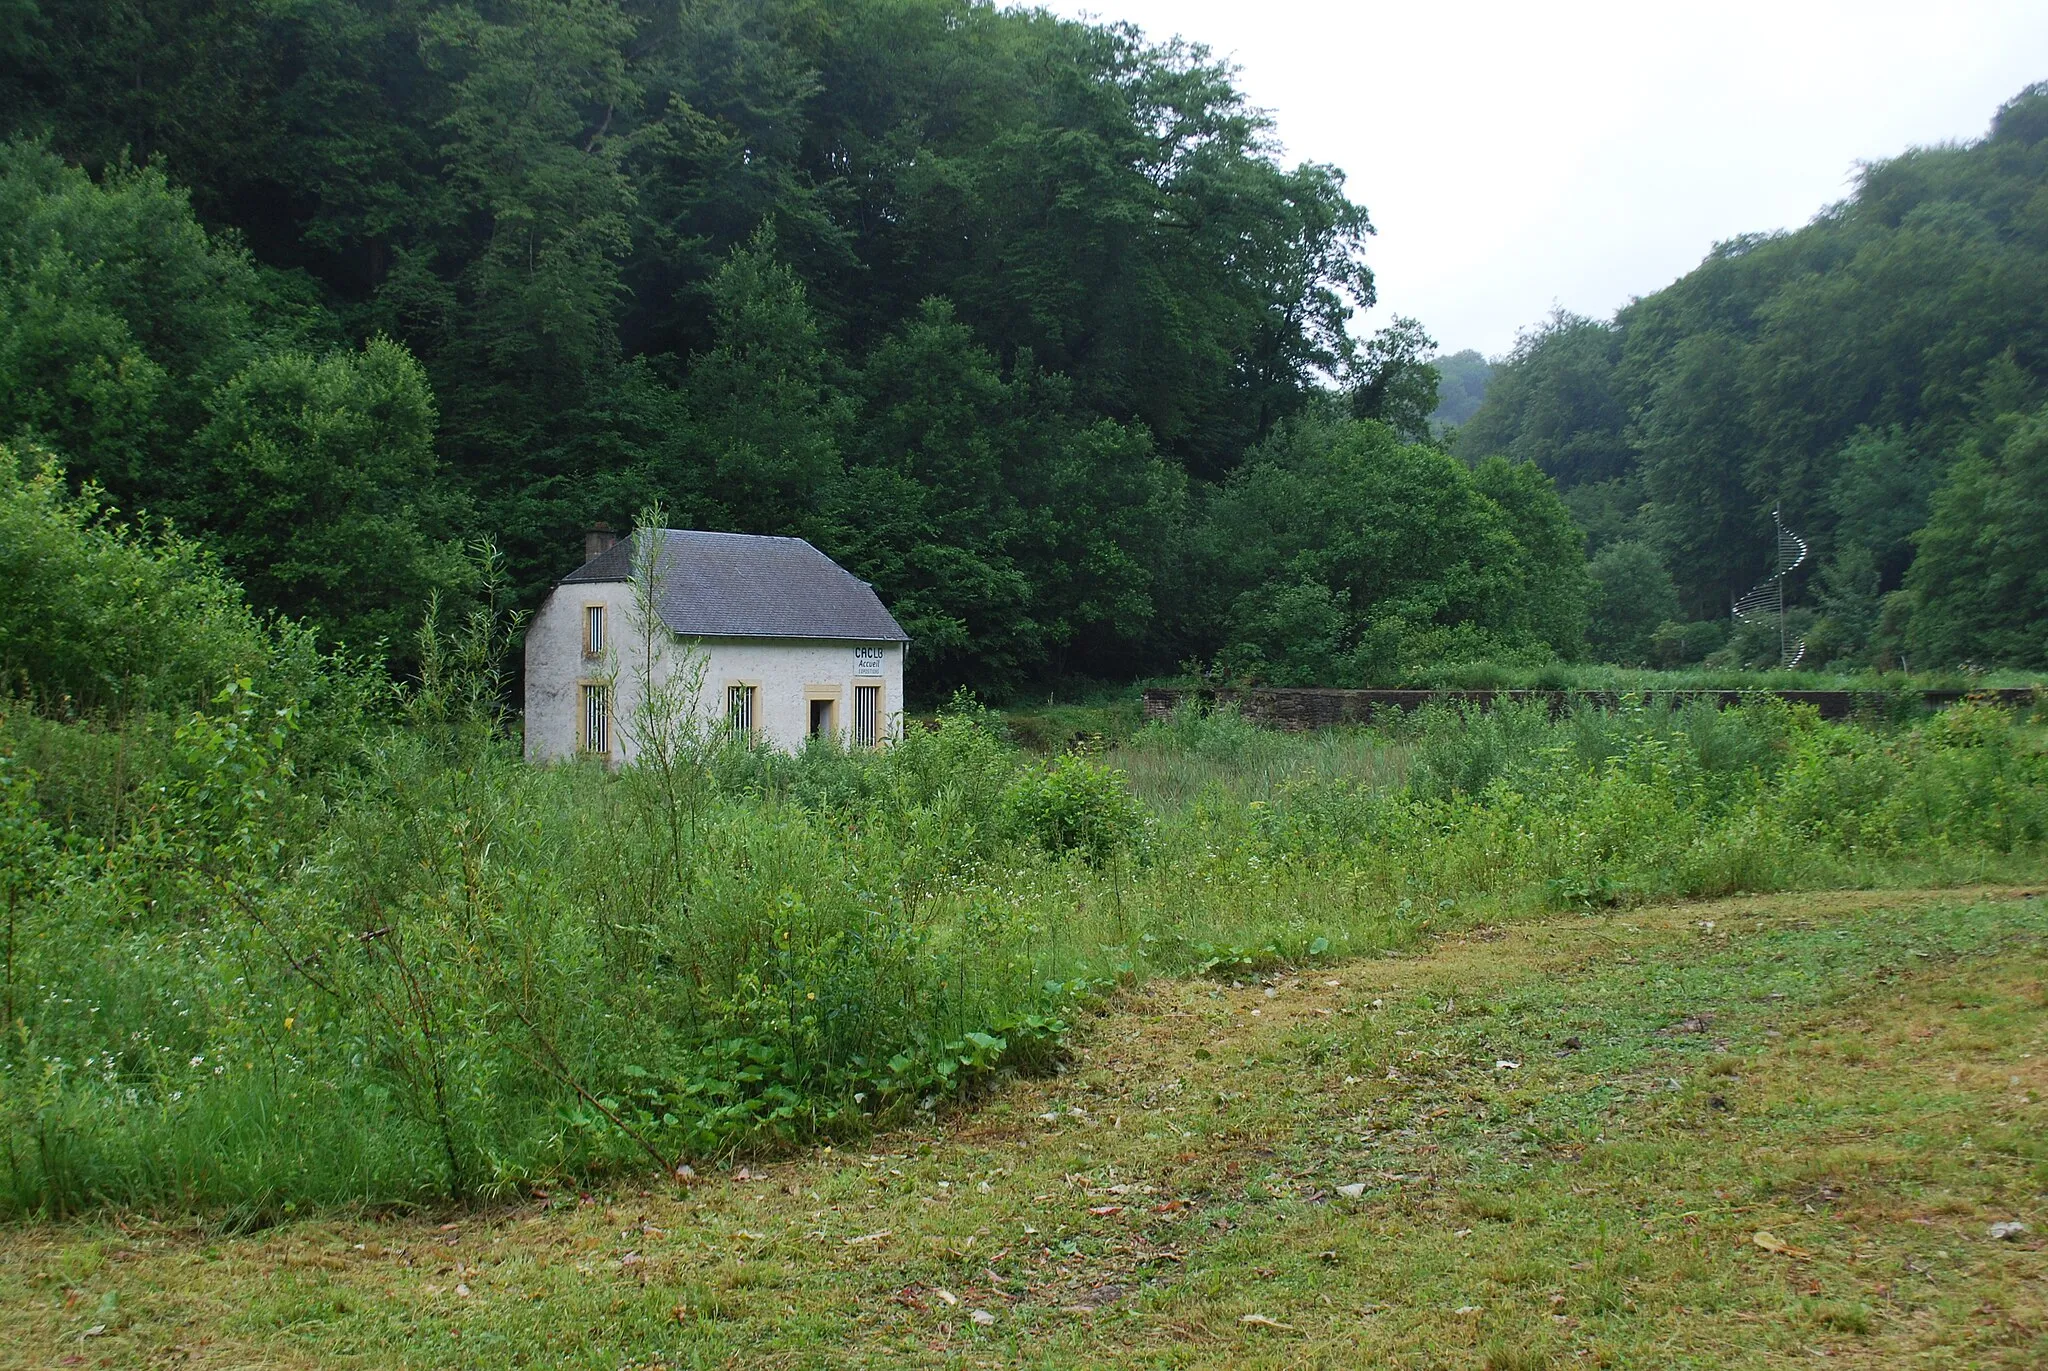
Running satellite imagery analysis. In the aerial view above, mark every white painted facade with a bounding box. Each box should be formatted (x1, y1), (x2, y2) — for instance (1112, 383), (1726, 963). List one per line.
(523, 577), (905, 762)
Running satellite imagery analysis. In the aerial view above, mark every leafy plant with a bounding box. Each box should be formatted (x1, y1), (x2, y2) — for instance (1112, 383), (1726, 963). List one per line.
(1004, 752), (1149, 867)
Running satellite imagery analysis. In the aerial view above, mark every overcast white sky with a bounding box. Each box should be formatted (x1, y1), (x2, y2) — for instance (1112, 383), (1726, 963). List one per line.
(1040, 0), (2048, 359)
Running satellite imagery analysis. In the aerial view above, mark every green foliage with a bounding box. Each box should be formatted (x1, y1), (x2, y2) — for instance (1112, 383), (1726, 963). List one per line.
(1455, 85), (2048, 658)
(0, 142), (464, 663)
(1004, 752), (1149, 867)
(1902, 401), (2048, 668)
(1349, 315), (1441, 444)
(0, 141), (280, 506)
(1455, 310), (1631, 487)
(674, 231), (848, 534)
(0, 457), (291, 713)
(0, 745), (51, 1035)
(8, 17), (2047, 689)
(1776, 702), (2048, 854)
(1470, 455), (1593, 654)
(192, 337), (468, 654)
(5, 643), (2045, 1214)
(0, 0), (1380, 695)
(1588, 541), (1681, 664)
(1828, 425), (1940, 590)
(828, 296), (1184, 686)
(1648, 618), (1732, 669)
(422, 0), (639, 382)
(1802, 542), (1887, 669)
(1198, 409), (1589, 684)
(1428, 348), (1493, 431)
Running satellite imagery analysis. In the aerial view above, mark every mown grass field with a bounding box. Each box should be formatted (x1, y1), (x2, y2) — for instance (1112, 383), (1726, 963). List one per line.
(5, 886), (2043, 1369)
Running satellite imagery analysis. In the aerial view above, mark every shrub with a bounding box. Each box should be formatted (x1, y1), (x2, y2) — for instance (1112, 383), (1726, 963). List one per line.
(1127, 701), (1287, 767)
(1649, 618), (1728, 668)
(0, 457), (296, 713)
(1406, 697), (1560, 801)
(5, 637), (2044, 1217)
(1005, 752), (1149, 866)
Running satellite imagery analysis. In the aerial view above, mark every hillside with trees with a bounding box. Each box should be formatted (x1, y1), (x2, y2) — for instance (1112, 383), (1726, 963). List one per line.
(4, 3), (2046, 688)
(1458, 82), (2048, 671)
(0, 0), (1605, 694)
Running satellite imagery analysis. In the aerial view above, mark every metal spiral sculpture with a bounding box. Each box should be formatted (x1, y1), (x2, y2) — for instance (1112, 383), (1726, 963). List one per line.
(1732, 507), (1809, 669)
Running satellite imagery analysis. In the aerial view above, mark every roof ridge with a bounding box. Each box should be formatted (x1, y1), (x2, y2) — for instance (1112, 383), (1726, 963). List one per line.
(559, 528), (908, 642)
(652, 527), (809, 542)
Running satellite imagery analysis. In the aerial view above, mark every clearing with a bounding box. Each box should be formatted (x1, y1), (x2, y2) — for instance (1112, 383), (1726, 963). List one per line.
(4, 886), (2045, 1369)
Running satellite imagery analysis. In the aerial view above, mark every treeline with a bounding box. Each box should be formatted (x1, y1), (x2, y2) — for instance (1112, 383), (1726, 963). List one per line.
(1456, 82), (2048, 671)
(0, 0), (1594, 694)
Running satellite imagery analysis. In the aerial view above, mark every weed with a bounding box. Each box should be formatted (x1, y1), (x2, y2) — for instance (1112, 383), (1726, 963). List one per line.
(1808, 1299), (1875, 1335)
(2, 663), (2045, 1215)
(1482, 1342), (1553, 1371)
(1461, 1192), (1518, 1224)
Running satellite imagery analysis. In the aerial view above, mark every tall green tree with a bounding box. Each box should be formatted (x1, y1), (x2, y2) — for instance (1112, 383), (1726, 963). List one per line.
(1470, 455), (1591, 655)
(0, 141), (291, 506)
(1585, 541), (1679, 665)
(422, 0), (640, 381)
(1903, 401), (2048, 667)
(831, 297), (1182, 686)
(1196, 407), (1585, 684)
(675, 230), (847, 536)
(1350, 315), (1441, 444)
(1454, 310), (1630, 487)
(190, 337), (466, 654)
(1635, 333), (1762, 616)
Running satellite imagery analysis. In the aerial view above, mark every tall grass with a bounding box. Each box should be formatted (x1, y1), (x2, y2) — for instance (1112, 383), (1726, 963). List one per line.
(1115, 702), (1409, 808)
(3, 674), (2046, 1219)
(1172, 660), (2048, 694)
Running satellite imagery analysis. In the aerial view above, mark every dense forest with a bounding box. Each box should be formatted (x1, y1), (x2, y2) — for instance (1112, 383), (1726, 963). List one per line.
(1, 1), (2044, 695)
(1458, 83), (2048, 672)
(1, 0), (1588, 696)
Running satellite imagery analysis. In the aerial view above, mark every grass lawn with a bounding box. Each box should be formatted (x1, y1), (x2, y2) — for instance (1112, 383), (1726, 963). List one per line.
(5, 886), (2045, 1369)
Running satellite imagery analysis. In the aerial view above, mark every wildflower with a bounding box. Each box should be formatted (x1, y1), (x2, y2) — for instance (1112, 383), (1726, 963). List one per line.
(190, 1055), (204, 1067)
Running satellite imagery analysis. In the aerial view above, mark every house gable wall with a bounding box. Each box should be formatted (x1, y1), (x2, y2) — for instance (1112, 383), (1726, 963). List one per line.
(523, 583), (904, 762)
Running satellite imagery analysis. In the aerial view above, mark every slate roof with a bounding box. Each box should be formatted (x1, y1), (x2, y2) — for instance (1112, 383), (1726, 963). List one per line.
(561, 530), (909, 643)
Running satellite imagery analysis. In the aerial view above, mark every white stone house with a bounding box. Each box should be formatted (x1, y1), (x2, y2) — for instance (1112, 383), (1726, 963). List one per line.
(524, 527), (908, 763)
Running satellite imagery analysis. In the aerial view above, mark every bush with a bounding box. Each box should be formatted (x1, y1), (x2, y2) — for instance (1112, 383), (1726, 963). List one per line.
(0, 457), (297, 713)
(1649, 618), (1729, 668)
(5, 633), (2044, 1217)
(1005, 751), (1149, 866)
(1406, 697), (1561, 801)
(1127, 701), (1288, 767)
(1587, 542), (1680, 664)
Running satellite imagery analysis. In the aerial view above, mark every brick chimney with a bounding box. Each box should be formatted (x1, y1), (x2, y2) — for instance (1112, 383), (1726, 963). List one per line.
(584, 522), (618, 562)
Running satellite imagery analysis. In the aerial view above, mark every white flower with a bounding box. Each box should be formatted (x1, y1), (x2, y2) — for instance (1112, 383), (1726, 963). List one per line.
(190, 1055), (204, 1067)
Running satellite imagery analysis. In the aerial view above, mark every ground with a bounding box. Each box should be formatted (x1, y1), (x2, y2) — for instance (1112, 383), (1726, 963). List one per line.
(5, 887), (2046, 1369)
